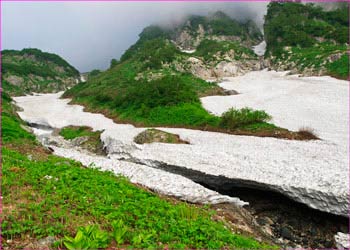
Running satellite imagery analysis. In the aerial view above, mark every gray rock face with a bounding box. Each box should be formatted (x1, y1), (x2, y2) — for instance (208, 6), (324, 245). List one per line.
(179, 56), (266, 81)
(174, 24), (205, 50)
(71, 136), (89, 146)
(24, 236), (57, 249)
(5, 75), (24, 86)
(335, 232), (350, 249)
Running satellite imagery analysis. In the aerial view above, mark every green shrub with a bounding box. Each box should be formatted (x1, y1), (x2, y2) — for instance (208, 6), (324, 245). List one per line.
(63, 225), (110, 250)
(219, 108), (272, 130)
(326, 54), (349, 79)
(111, 220), (128, 245)
(114, 75), (198, 110)
(59, 126), (97, 140)
(3, 147), (273, 249)
(264, 2), (349, 54)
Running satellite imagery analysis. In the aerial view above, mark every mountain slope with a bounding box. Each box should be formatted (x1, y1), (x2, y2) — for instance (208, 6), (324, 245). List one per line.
(264, 2), (349, 79)
(64, 13), (314, 140)
(63, 13), (272, 129)
(2, 48), (80, 95)
(1, 92), (272, 249)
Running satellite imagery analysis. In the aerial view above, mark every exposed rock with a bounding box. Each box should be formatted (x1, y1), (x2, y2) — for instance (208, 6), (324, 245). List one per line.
(328, 52), (343, 63)
(24, 236), (56, 250)
(71, 136), (89, 146)
(335, 232), (350, 249)
(5, 75), (24, 86)
(223, 89), (239, 95)
(280, 227), (295, 241)
(134, 129), (189, 145)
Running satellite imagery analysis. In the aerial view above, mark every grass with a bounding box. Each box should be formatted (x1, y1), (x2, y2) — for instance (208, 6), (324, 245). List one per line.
(1, 92), (36, 144)
(271, 42), (349, 80)
(2, 147), (273, 249)
(65, 72), (295, 139)
(219, 108), (272, 130)
(2, 48), (79, 95)
(59, 126), (105, 154)
(59, 126), (99, 140)
(326, 54), (349, 79)
(194, 39), (257, 62)
(1, 90), (273, 249)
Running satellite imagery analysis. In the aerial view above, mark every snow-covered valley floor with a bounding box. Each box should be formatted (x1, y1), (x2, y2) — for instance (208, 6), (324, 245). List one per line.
(14, 70), (349, 217)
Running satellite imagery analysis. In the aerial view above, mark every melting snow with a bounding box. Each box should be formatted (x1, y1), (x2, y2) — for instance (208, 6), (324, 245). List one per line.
(14, 70), (349, 216)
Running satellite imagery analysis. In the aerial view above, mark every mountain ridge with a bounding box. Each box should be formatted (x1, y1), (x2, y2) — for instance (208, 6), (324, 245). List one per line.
(1, 48), (81, 96)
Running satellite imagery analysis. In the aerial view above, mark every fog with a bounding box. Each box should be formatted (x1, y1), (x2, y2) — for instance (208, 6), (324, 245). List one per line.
(2, 2), (268, 72)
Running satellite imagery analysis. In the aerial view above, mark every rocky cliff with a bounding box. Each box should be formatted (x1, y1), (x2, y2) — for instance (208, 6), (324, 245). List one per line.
(2, 48), (80, 95)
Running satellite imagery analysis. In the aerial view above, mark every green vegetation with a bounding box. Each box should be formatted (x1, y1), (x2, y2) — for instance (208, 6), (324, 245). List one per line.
(219, 108), (272, 130)
(182, 11), (262, 41)
(1, 48), (80, 95)
(264, 2), (348, 53)
(63, 13), (266, 134)
(88, 69), (101, 78)
(63, 225), (109, 249)
(59, 126), (105, 154)
(110, 58), (119, 69)
(326, 54), (349, 79)
(64, 69), (221, 128)
(59, 126), (99, 140)
(195, 39), (257, 62)
(264, 2), (349, 79)
(272, 42), (349, 79)
(2, 48), (79, 76)
(1, 92), (36, 144)
(2, 146), (271, 249)
(3, 147), (272, 248)
(2, 92), (273, 249)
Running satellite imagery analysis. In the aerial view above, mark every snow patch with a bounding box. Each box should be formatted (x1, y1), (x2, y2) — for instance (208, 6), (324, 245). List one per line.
(14, 72), (349, 217)
(181, 49), (196, 54)
(252, 41), (266, 56)
(51, 146), (247, 206)
(335, 232), (350, 249)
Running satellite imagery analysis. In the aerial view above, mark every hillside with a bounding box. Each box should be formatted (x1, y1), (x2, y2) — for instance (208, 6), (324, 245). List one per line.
(264, 2), (349, 79)
(2, 91), (274, 249)
(64, 12), (300, 138)
(1, 48), (80, 95)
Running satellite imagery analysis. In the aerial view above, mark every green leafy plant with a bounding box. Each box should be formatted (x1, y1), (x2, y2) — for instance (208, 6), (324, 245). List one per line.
(63, 225), (110, 250)
(220, 108), (272, 130)
(111, 220), (128, 245)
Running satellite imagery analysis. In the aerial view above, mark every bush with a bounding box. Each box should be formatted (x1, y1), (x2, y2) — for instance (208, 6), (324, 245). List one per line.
(219, 108), (272, 130)
(298, 127), (319, 140)
(63, 225), (110, 250)
(114, 75), (198, 110)
(326, 54), (349, 79)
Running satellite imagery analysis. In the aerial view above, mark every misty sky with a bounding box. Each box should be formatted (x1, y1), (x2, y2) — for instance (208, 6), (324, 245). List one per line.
(2, 2), (268, 72)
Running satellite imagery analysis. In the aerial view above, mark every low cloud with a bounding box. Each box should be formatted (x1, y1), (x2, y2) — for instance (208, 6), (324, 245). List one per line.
(3, 2), (268, 72)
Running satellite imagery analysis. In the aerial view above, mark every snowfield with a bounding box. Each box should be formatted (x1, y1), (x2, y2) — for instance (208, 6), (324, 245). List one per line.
(252, 41), (266, 56)
(201, 70), (349, 146)
(14, 70), (349, 217)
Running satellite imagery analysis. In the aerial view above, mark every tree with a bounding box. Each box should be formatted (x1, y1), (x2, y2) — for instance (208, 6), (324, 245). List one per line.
(110, 59), (119, 69)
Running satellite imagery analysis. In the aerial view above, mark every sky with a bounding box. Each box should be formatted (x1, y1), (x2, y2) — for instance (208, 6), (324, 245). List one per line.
(2, 2), (268, 72)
